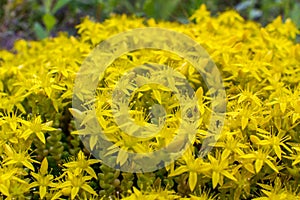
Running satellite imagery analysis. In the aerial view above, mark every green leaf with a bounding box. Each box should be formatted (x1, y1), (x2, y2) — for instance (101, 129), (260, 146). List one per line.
(42, 13), (57, 32)
(44, 0), (52, 13)
(34, 22), (48, 39)
(52, 0), (71, 14)
(290, 3), (300, 28)
(143, 0), (181, 20)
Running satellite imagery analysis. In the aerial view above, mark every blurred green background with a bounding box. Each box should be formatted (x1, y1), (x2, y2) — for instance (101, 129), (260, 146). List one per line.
(1, 0), (300, 49)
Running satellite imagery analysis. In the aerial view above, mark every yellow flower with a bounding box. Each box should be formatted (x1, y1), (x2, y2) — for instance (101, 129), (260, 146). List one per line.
(2, 144), (38, 171)
(22, 116), (56, 144)
(63, 151), (100, 179)
(30, 158), (57, 199)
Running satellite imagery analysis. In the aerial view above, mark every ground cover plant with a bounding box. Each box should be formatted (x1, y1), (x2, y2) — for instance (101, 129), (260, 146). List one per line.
(0, 4), (300, 200)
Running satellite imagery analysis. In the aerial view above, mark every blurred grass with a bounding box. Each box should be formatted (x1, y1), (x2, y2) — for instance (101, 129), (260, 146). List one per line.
(0, 0), (300, 50)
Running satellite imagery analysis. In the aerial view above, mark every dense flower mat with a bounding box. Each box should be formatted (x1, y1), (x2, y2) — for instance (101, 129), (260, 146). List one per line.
(0, 4), (300, 200)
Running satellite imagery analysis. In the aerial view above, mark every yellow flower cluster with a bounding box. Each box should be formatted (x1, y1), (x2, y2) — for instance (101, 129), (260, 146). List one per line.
(0, 4), (299, 199)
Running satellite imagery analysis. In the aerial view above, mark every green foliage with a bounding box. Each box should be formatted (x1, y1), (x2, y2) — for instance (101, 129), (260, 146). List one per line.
(1, 0), (300, 49)
(143, 0), (181, 20)
(34, 0), (71, 39)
